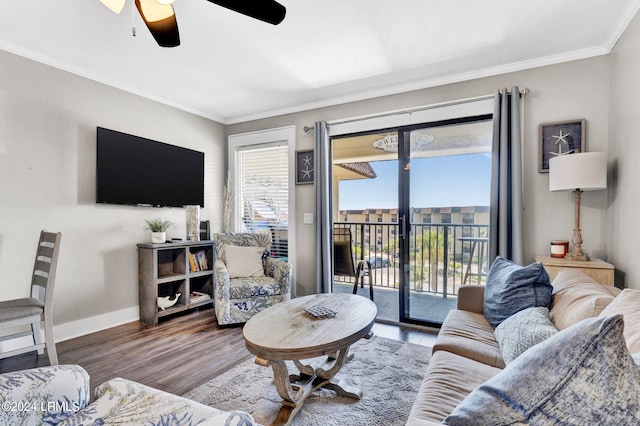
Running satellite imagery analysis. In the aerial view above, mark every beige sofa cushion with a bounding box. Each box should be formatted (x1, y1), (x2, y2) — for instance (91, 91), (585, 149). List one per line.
(407, 350), (502, 425)
(599, 289), (640, 353)
(433, 309), (505, 368)
(550, 269), (620, 330)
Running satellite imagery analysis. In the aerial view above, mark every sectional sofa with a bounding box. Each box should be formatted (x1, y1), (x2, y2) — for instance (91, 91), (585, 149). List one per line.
(407, 263), (640, 425)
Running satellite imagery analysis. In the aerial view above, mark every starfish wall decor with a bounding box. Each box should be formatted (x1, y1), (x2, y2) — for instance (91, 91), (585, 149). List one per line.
(539, 120), (586, 173)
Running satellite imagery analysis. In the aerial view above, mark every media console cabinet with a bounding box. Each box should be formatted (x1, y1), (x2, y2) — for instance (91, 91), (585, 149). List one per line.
(138, 240), (215, 326)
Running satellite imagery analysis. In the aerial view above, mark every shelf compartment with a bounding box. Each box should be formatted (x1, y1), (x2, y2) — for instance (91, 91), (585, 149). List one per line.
(157, 248), (187, 277)
(189, 275), (213, 306)
(157, 280), (186, 312)
(188, 245), (214, 272)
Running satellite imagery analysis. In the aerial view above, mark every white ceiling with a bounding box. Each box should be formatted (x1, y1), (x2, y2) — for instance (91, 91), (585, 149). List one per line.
(1, 1), (638, 124)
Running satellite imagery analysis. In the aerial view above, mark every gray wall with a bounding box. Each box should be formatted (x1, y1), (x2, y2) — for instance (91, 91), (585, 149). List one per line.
(0, 51), (226, 339)
(228, 56), (612, 296)
(608, 11), (640, 290)
(2, 16), (636, 339)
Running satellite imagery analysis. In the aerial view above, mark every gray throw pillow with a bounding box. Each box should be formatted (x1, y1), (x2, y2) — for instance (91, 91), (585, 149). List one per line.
(494, 306), (558, 364)
(444, 314), (640, 426)
(483, 257), (552, 328)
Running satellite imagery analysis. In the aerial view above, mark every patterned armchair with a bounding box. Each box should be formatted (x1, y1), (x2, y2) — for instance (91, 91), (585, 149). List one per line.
(212, 232), (292, 325)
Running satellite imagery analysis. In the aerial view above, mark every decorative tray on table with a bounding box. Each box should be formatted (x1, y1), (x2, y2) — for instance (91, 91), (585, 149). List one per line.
(304, 306), (337, 319)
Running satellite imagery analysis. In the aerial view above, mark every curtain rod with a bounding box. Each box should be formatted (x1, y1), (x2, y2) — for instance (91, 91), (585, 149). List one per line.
(303, 87), (529, 132)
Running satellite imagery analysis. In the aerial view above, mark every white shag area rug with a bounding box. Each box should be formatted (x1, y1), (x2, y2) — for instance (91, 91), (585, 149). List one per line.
(183, 336), (431, 426)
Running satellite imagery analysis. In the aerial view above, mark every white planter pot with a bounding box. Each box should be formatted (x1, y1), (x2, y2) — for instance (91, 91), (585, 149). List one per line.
(151, 232), (166, 244)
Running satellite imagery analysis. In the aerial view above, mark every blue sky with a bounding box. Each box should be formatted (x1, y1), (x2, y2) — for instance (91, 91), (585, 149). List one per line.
(338, 153), (491, 210)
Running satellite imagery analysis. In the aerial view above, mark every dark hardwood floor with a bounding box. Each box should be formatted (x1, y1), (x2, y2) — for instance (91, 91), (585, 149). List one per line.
(0, 306), (436, 397)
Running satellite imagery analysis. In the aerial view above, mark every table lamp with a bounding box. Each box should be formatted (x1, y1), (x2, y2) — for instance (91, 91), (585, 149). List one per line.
(549, 152), (607, 261)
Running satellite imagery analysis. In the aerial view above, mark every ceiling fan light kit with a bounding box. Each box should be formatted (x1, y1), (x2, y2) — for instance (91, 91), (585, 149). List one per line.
(135, 0), (180, 47)
(99, 0), (286, 48)
(99, 0), (126, 14)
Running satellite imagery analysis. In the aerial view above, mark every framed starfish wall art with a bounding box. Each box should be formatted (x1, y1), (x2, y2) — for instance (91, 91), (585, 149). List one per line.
(296, 149), (314, 184)
(538, 119), (586, 173)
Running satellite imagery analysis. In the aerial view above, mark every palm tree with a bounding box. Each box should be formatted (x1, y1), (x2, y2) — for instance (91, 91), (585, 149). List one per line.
(411, 228), (447, 292)
(425, 229), (448, 292)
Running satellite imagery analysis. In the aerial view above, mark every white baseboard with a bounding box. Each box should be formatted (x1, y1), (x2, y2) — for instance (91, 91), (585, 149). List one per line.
(54, 307), (140, 342)
(0, 307), (140, 355)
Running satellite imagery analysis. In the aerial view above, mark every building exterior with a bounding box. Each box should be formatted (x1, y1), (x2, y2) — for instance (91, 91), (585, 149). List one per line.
(337, 205), (489, 249)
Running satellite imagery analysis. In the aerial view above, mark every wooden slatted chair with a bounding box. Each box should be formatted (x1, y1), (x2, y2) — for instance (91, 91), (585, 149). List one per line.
(333, 228), (373, 301)
(0, 231), (61, 365)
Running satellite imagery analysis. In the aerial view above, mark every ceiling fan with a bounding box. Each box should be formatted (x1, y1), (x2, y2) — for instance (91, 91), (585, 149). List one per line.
(98, 0), (286, 48)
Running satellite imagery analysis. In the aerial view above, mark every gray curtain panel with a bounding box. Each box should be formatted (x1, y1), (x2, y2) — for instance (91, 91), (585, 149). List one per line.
(489, 87), (524, 265)
(313, 121), (332, 293)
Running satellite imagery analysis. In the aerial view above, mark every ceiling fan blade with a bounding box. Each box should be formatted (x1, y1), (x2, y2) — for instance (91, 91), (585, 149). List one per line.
(135, 0), (180, 47)
(206, 0), (286, 25)
(99, 0), (126, 14)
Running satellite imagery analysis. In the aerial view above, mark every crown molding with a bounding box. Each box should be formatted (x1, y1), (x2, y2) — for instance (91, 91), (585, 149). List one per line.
(604, 0), (640, 50)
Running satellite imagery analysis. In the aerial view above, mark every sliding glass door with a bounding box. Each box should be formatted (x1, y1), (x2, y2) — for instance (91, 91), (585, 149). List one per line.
(329, 99), (495, 327)
(398, 118), (493, 325)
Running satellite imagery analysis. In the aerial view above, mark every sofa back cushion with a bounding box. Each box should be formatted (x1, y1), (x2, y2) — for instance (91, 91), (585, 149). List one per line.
(550, 269), (619, 330)
(483, 257), (552, 328)
(599, 289), (640, 353)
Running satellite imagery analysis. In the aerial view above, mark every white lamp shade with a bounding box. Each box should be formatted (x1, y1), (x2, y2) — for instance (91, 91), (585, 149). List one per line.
(549, 152), (607, 191)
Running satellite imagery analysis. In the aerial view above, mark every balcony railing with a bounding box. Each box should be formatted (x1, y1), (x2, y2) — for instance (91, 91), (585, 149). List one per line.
(333, 222), (490, 298)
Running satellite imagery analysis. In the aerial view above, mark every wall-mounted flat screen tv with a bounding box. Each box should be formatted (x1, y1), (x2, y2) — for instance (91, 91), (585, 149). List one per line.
(96, 127), (204, 207)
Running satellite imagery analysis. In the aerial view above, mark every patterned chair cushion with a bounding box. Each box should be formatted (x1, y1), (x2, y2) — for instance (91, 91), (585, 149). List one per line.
(58, 377), (256, 426)
(229, 276), (285, 299)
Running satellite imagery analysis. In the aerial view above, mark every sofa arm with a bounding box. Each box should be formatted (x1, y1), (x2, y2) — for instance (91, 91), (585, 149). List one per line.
(457, 285), (485, 314)
(265, 257), (292, 297)
(0, 365), (90, 425)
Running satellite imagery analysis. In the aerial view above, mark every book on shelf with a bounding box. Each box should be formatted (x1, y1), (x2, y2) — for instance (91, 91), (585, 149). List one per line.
(189, 290), (211, 304)
(188, 252), (199, 272)
(194, 250), (208, 271)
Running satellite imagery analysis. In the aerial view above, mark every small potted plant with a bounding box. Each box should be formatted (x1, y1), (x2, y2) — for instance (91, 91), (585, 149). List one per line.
(145, 218), (173, 244)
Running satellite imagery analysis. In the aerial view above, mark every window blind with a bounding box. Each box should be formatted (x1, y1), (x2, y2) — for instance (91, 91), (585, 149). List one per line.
(238, 144), (289, 258)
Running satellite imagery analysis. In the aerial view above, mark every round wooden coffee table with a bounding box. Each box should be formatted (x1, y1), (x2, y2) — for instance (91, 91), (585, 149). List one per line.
(243, 293), (377, 426)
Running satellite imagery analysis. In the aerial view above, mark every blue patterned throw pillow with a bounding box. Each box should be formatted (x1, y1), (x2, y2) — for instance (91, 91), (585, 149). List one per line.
(483, 257), (552, 328)
(444, 314), (640, 426)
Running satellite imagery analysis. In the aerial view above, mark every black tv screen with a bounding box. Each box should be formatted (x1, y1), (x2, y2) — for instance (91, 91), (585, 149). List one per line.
(96, 127), (204, 207)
